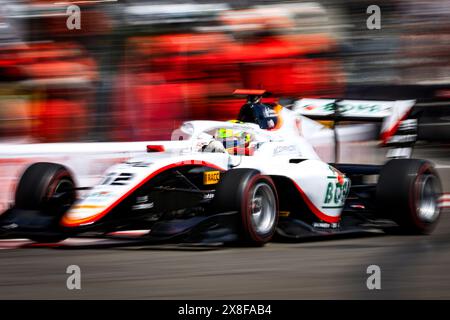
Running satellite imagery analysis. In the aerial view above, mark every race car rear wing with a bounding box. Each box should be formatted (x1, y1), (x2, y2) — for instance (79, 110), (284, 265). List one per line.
(293, 98), (416, 144)
(293, 98), (417, 161)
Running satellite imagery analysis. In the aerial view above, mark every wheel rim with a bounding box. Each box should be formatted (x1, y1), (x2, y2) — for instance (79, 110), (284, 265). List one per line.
(417, 174), (440, 223)
(53, 178), (75, 206)
(250, 182), (276, 235)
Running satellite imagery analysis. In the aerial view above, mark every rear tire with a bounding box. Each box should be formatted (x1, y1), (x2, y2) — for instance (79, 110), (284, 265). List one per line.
(213, 168), (279, 245)
(376, 159), (442, 234)
(15, 162), (76, 242)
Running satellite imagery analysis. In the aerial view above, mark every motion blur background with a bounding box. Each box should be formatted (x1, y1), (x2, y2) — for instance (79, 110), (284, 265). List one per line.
(0, 0), (449, 143)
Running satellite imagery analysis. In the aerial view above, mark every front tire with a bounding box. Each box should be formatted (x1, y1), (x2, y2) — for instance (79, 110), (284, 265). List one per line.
(15, 162), (76, 242)
(376, 159), (442, 234)
(213, 169), (279, 245)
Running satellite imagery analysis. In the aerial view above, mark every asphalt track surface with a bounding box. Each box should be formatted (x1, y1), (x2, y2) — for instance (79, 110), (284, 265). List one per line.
(0, 145), (449, 299)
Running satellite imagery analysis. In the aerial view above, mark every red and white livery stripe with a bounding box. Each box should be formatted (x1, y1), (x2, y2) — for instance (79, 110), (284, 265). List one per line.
(439, 193), (450, 209)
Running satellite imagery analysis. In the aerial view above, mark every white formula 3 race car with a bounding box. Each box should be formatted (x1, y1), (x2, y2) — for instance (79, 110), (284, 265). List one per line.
(0, 90), (443, 245)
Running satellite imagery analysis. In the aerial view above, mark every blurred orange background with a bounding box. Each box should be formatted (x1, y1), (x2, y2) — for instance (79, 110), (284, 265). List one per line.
(0, 1), (448, 142)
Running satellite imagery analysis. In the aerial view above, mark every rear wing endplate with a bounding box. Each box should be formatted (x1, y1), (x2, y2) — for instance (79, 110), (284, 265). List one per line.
(293, 98), (416, 144)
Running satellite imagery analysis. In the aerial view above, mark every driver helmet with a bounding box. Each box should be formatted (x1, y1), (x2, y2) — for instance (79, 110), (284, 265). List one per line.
(216, 120), (251, 150)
